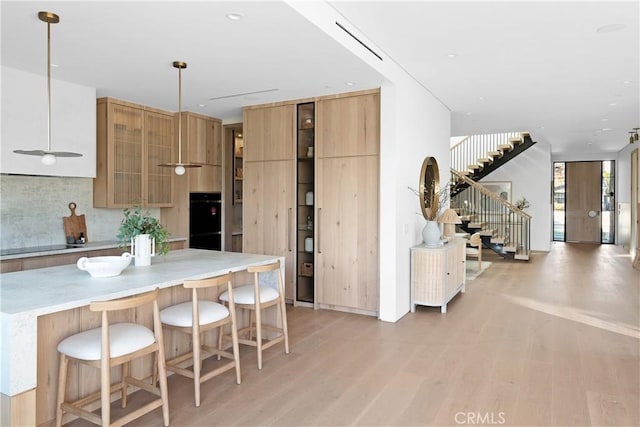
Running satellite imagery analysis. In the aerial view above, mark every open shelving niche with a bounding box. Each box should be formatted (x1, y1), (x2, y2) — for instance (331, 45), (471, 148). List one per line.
(296, 102), (315, 304)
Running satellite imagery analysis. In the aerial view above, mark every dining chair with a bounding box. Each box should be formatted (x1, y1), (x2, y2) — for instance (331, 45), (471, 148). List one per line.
(218, 261), (289, 370)
(160, 272), (241, 407)
(55, 288), (169, 427)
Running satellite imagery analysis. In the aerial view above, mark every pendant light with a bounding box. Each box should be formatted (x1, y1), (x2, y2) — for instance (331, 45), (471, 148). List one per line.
(159, 61), (202, 175)
(14, 11), (82, 165)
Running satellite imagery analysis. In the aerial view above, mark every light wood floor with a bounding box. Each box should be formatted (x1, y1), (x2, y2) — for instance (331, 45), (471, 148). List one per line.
(65, 243), (639, 427)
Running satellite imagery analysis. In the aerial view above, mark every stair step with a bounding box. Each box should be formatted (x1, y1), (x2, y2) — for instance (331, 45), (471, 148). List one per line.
(478, 157), (493, 164)
(498, 144), (513, 152)
(509, 137), (523, 145)
(468, 164), (483, 170)
(503, 245), (516, 252)
(514, 253), (530, 261)
(488, 151), (503, 158)
(492, 236), (506, 244)
(468, 222), (483, 229)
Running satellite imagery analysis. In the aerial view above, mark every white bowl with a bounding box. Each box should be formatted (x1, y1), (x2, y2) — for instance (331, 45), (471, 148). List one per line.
(77, 253), (132, 278)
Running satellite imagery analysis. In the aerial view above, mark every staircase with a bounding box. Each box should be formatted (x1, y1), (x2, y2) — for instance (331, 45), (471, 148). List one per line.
(449, 131), (536, 260)
(451, 170), (531, 260)
(451, 132), (536, 196)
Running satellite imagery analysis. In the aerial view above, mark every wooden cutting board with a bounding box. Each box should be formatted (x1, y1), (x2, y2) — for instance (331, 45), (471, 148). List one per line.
(63, 202), (88, 243)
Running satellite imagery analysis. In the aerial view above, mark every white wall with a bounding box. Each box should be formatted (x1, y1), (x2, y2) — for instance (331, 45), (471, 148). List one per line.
(482, 142), (552, 252)
(1, 66), (96, 177)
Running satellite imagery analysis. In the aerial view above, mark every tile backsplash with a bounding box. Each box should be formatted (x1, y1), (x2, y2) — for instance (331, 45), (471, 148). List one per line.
(0, 175), (160, 250)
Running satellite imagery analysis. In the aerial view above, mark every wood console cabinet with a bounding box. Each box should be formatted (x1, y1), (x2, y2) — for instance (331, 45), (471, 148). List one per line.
(95, 98), (174, 208)
(410, 239), (466, 313)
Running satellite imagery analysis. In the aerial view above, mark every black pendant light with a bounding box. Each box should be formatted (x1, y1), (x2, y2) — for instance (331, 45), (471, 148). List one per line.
(159, 61), (203, 175)
(14, 11), (82, 165)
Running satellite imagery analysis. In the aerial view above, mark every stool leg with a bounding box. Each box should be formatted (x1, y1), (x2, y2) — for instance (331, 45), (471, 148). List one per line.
(255, 304), (263, 370)
(121, 362), (129, 408)
(55, 354), (68, 427)
(279, 295), (290, 355)
(156, 343), (170, 427)
(217, 325), (224, 361)
(193, 330), (202, 407)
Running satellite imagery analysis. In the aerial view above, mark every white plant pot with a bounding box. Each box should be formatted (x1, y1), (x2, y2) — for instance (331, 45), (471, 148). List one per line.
(422, 220), (441, 246)
(131, 234), (155, 267)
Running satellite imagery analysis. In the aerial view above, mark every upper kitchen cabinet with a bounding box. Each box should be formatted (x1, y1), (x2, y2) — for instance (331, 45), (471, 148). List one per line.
(316, 91), (380, 158)
(94, 97), (174, 208)
(0, 66), (96, 177)
(243, 104), (295, 162)
(184, 112), (223, 193)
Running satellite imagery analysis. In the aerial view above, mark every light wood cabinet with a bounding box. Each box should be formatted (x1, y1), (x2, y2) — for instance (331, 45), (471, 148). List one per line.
(243, 159), (295, 300)
(95, 98), (174, 208)
(410, 239), (466, 314)
(185, 112), (223, 193)
(316, 92), (379, 158)
(316, 155), (379, 314)
(243, 104), (295, 161)
(242, 89), (380, 313)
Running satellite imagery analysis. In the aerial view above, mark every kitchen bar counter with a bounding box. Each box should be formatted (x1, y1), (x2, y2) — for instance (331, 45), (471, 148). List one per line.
(0, 249), (284, 425)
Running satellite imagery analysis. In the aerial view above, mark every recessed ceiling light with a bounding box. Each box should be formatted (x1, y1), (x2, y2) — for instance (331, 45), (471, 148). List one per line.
(226, 12), (243, 21)
(609, 102), (617, 106)
(198, 104), (207, 108)
(51, 63), (59, 68)
(596, 23), (627, 33)
(478, 96), (485, 101)
(601, 118), (609, 122)
(465, 112), (472, 116)
(623, 80), (632, 84)
(447, 53), (457, 58)
(602, 128), (612, 131)
(345, 81), (355, 86)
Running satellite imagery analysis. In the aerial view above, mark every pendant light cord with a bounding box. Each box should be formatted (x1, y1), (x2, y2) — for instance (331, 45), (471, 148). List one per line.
(46, 19), (52, 152)
(177, 65), (182, 164)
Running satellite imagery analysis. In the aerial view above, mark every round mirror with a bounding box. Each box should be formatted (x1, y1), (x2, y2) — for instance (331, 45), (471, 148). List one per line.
(419, 156), (440, 220)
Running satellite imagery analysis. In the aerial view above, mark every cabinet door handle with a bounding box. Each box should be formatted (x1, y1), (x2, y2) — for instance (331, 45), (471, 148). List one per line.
(287, 208), (292, 252)
(317, 207), (322, 254)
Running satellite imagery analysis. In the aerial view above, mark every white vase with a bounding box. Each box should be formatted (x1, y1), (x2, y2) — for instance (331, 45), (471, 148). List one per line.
(131, 234), (155, 267)
(422, 220), (441, 246)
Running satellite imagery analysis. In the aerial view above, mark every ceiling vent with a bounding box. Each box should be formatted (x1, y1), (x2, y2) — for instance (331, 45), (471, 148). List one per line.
(335, 21), (383, 61)
(208, 88), (279, 101)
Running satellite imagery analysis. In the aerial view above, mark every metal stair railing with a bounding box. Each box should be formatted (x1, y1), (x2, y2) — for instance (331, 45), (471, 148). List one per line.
(451, 132), (524, 175)
(450, 169), (532, 260)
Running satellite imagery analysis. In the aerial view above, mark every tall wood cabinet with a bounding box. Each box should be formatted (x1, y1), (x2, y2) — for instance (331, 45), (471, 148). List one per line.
(95, 97), (174, 208)
(243, 104), (296, 299)
(242, 89), (380, 314)
(315, 91), (380, 315)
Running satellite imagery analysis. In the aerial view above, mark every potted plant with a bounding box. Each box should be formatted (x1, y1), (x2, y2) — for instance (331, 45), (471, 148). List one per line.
(117, 206), (170, 266)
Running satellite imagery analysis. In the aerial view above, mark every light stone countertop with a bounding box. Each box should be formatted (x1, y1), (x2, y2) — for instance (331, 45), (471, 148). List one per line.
(0, 248), (284, 396)
(0, 237), (187, 260)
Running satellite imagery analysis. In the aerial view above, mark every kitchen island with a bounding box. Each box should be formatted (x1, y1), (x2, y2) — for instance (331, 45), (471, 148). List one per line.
(0, 249), (284, 426)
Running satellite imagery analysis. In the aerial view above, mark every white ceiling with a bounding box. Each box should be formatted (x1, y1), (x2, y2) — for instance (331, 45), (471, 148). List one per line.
(2, 1), (638, 154)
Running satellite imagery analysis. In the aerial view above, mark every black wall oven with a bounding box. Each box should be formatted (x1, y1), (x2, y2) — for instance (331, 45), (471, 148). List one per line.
(189, 193), (222, 250)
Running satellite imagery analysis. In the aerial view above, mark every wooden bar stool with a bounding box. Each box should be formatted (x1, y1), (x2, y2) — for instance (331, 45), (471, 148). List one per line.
(55, 288), (169, 427)
(160, 273), (241, 407)
(219, 261), (289, 370)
